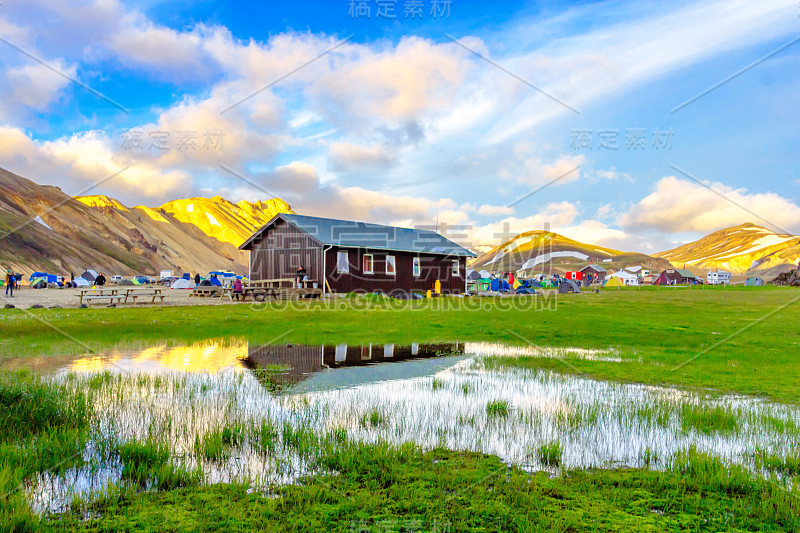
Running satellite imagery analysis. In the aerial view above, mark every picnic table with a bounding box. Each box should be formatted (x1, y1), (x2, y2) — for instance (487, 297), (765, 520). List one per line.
(227, 284), (322, 302)
(189, 286), (222, 298)
(76, 287), (166, 305)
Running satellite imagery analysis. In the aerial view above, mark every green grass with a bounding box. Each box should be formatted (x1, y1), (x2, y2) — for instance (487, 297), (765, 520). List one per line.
(40, 444), (800, 532)
(537, 441), (564, 467)
(359, 409), (389, 428)
(2, 288), (799, 402)
(680, 404), (740, 435)
(486, 400), (511, 419)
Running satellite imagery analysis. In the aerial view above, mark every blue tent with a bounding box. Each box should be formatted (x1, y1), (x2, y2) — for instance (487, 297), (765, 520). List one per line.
(181, 273), (191, 280)
(30, 272), (58, 283)
(489, 279), (510, 292)
(209, 276), (222, 286)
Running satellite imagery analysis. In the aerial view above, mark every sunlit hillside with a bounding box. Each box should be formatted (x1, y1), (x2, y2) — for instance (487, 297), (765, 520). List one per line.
(656, 223), (800, 276)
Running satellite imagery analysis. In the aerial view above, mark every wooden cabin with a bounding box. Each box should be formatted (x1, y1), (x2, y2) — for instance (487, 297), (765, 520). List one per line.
(579, 264), (606, 282)
(238, 213), (476, 294)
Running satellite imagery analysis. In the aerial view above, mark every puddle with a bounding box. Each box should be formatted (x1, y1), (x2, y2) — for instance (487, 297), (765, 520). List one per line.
(6, 340), (800, 515)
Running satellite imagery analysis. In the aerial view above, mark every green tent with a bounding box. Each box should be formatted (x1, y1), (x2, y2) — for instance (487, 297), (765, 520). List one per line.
(744, 277), (764, 286)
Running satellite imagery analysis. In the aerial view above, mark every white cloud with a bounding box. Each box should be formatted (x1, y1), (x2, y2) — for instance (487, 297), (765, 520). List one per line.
(327, 142), (394, 173)
(618, 176), (800, 234)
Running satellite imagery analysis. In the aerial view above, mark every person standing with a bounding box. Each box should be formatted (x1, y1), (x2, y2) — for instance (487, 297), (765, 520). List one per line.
(5, 270), (15, 297)
(194, 273), (201, 285)
(95, 272), (107, 286)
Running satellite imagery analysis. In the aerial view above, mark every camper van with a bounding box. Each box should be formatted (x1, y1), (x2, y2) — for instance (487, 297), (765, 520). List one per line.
(159, 270), (174, 280)
(706, 270), (731, 285)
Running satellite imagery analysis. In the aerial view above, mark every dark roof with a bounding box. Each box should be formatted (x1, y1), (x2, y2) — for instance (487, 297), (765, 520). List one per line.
(579, 264), (606, 273)
(240, 213), (476, 257)
(676, 269), (697, 278)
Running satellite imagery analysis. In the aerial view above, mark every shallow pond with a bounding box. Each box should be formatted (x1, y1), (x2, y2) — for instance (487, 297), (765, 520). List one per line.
(6, 340), (799, 514)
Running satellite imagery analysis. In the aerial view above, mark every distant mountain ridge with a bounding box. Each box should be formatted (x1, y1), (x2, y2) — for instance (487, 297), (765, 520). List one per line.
(469, 230), (673, 275)
(655, 223), (800, 276)
(0, 166), (291, 276)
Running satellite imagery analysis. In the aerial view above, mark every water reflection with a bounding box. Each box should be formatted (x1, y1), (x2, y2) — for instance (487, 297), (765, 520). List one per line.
(242, 342), (466, 393)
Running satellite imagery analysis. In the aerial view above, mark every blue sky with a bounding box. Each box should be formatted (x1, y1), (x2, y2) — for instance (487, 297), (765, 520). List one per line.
(0, 0), (798, 253)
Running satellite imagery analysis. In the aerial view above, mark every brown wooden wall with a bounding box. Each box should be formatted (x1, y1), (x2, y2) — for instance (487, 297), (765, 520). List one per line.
(247, 219), (468, 293)
(325, 247), (466, 294)
(249, 218), (324, 282)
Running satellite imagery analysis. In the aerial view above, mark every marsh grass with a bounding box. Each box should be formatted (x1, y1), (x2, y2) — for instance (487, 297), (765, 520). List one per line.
(7, 355), (800, 530)
(680, 404), (740, 435)
(359, 409), (388, 428)
(755, 449), (800, 476)
(486, 400), (510, 419)
(538, 441), (563, 467)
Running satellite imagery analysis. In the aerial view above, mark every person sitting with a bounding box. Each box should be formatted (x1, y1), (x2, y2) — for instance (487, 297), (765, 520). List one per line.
(95, 273), (107, 286)
(232, 277), (244, 299)
(295, 266), (307, 287)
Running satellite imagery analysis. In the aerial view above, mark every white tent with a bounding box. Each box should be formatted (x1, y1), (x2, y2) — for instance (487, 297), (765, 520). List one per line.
(608, 270), (639, 286)
(479, 270), (491, 278)
(171, 278), (195, 289)
(72, 277), (90, 287)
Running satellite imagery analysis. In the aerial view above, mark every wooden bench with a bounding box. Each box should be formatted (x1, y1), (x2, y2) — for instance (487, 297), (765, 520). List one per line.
(125, 292), (166, 304)
(189, 287), (221, 298)
(80, 295), (126, 306)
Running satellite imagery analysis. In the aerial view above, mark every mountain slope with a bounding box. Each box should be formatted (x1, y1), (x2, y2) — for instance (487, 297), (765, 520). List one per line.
(470, 230), (672, 274)
(0, 167), (291, 277)
(655, 223), (800, 276)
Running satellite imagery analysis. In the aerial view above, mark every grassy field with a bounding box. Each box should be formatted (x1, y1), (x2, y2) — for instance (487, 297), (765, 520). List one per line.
(1, 286), (798, 402)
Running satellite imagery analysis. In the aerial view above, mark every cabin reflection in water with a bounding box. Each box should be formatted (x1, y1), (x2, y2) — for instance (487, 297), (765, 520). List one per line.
(241, 343), (464, 392)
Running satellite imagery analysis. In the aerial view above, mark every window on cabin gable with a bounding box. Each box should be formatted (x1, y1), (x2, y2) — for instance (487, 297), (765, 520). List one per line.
(337, 251), (349, 273)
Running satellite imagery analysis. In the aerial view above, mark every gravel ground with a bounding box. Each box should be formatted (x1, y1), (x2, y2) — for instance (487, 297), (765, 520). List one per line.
(0, 285), (242, 309)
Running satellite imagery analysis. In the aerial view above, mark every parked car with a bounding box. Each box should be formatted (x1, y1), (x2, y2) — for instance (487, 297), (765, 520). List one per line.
(110, 275), (123, 284)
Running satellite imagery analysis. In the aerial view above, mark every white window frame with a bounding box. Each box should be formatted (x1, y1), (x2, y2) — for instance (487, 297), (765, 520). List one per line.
(412, 257), (421, 277)
(363, 254), (374, 275)
(386, 255), (396, 276)
(452, 260), (460, 277)
(337, 251), (349, 273)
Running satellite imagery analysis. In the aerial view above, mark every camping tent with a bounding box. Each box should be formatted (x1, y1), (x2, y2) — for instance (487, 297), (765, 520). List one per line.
(171, 278), (194, 289)
(608, 270), (639, 286)
(30, 272), (58, 283)
(81, 270), (97, 282)
(466, 270), (481, 282)
(745, 277), (764, 286)
(72, 277), (90, 287)
(604, 277), (624, 288)
(209, 277), (222, 286)
(476, 278), (492, 291)
(119, 279), (134, 286)
(558, 279), (581, 294)
(489, 278), (510, 292)
(479, 270), (491, 278)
